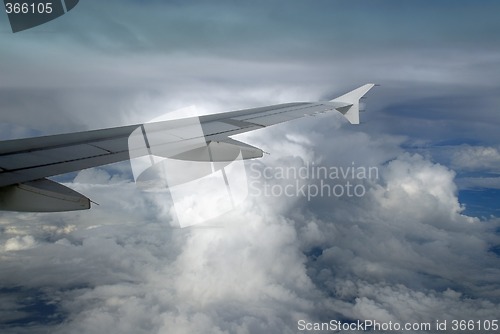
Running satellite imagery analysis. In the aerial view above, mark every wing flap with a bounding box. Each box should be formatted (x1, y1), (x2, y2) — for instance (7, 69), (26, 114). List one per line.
(170, 137), (263, 162)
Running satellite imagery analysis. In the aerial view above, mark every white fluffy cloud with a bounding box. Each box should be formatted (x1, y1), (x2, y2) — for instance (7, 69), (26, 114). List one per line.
(451, 145), (500, 172)
(427, 144), (500, 190)
(1, 121), (499, 333)
(3, 235), (36, 251)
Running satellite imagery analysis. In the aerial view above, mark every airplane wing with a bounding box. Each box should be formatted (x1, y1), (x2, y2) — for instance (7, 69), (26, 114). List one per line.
(0, 84), (375, 212)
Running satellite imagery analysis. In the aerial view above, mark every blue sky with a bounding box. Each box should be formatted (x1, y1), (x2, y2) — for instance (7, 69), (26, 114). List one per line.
(1, 1), (500, 333)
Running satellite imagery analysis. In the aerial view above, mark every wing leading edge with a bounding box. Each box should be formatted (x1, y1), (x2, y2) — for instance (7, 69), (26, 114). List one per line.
(0, 84), (376, 212)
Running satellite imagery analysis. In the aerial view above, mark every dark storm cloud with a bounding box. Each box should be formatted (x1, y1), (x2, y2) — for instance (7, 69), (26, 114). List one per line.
(367, 91), (500, 146)
(27, 0), (499, 57)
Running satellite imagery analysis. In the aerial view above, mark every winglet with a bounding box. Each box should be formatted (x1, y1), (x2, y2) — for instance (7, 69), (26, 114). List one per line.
(331, 84), (376, 124)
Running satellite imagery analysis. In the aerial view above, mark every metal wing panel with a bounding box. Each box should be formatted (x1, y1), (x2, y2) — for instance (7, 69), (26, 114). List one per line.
(243, 113), (310, 127)
(0, 144), (109, 170)
(0, 125), (138, 187)
(0, 125), (138, 155)
(91, 138), (130, 153)
(0, 151), (130, 187)
(200, 121), (240, 136)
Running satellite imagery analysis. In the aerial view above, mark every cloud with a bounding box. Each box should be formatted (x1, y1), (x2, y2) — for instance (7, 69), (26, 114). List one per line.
(2, 122), (500, 333)
(3, 235), (36, 251)
(419, 145), (500, 191)
(457, 177), (500, 190)
(2, 0), (500, 143)
(73, 167), (129, 185)
(450, 145), (500, 172)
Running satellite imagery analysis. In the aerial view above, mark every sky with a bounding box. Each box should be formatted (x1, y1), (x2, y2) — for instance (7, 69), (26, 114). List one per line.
(1, 1), (500, 333)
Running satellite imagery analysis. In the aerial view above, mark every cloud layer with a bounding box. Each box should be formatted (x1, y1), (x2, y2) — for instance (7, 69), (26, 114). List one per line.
(1, 1), (500, 333)
(2, 120), (500, 333)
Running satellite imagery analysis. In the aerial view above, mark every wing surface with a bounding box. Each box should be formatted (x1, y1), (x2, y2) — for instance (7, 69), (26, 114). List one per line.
(0, 84), (375, 211)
